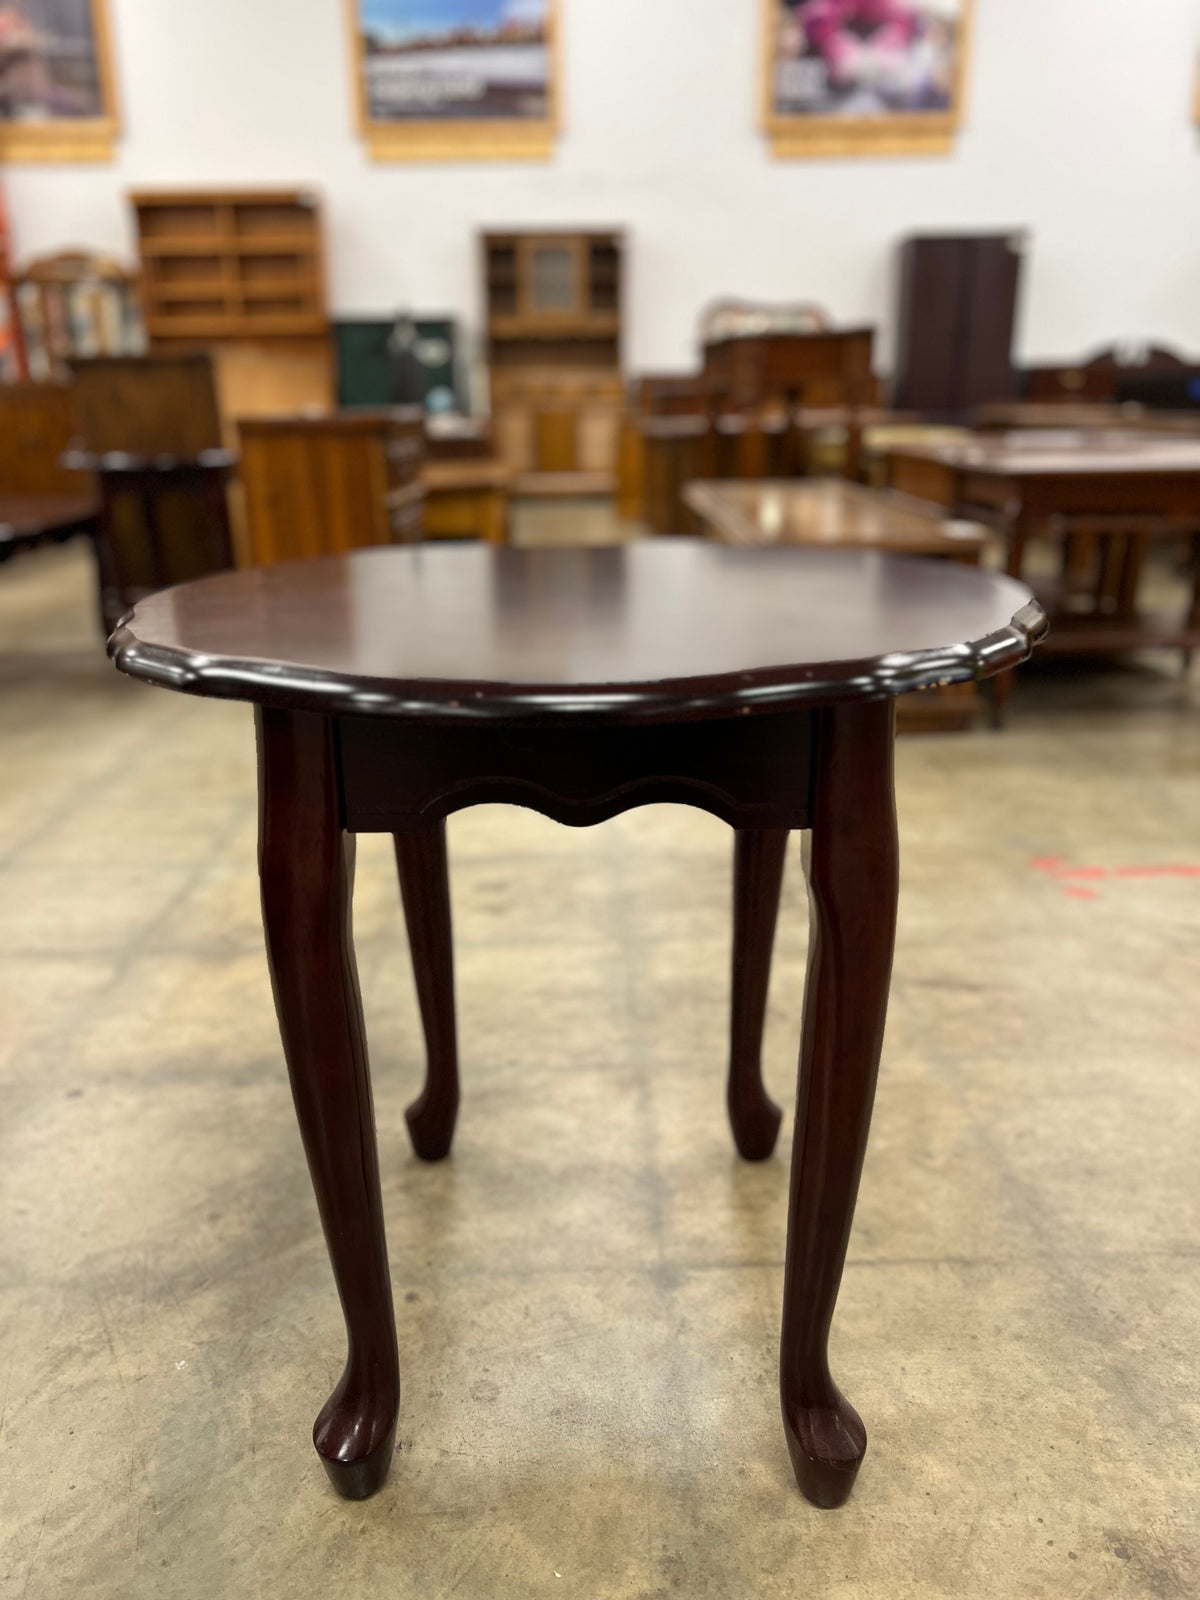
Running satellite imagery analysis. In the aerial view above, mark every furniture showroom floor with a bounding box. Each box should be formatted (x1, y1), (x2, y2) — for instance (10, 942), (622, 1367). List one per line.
(1, 516), (1198, 1600)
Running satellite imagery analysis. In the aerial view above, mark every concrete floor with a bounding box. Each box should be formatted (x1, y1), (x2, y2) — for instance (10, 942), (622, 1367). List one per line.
(1, 522), (1198, 1599)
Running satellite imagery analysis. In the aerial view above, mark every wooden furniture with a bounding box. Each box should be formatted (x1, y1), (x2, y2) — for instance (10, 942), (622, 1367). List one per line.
(64, 352), (236, 628)
(1023, 345), (1197, 406)
(69, 451), (236, 634)
(684, 478), (990, 558)
(702, 327), (875, 410)
(684, 479), (994, 731)
(421, 459), (511, 544)
(0, 381), (99, 562)
(640, 415), (807, 534)
(110, 540), (1043, 1508)
(636, 404), (892, 533)
(0, 191), (27, 381)
(13, 251), (143, 380)
(425, 414), (492, 460)
(0, 380), (87, 494)
(893, 235), (1025, 416)
(641, 416), (715, 533)
(132, 190), (334, 438)
(0, 493), (99, 564)
(133, 190), (324, 342)
(69, 353), (223, 458)
(238, 411), (426, 566)
(622, 329), (879, 522)
(886, 432), (1200, 710)
(483, 230), (623, 494)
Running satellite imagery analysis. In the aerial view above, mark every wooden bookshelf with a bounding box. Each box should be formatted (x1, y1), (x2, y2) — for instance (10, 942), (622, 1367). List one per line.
(12, 252), (143, 380)
(132, 189), (326, 340)
(130, 189), (334, 441)
(483, 230), (625, 494)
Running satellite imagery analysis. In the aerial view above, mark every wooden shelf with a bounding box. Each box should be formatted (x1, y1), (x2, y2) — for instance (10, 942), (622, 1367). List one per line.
(145, 312), (327, 339)
(490, 316), (620, 341)
(134, 189), (327, 346)
(240, 280), (317, 300)
(233, 236), (320, 255)
(148, 282), (234, 301)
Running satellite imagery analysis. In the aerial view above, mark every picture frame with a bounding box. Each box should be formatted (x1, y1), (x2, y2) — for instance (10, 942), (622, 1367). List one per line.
(761, 0), (973, 159)
(0, 0), (119, 162)
(346, 0), (560, 163)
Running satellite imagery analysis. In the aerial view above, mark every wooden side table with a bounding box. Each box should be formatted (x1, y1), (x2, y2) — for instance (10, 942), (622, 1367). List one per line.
(685, 478), (998, 731)
(110, 541), (1043, 1510)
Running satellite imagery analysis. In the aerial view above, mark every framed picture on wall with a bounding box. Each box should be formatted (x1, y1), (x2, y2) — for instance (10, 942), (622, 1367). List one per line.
(346, 0), (559, 161)
(0, 0), (119, 161)
(762, 0), (972, 158)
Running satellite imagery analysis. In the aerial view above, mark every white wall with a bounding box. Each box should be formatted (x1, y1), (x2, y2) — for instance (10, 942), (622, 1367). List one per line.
(7, 0), (1200, 374)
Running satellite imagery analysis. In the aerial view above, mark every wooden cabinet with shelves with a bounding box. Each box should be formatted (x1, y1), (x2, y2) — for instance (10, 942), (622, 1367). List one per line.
(133, 190), (325, 339)
(483, 230), (624, 494)
(132, 189), (334, 439)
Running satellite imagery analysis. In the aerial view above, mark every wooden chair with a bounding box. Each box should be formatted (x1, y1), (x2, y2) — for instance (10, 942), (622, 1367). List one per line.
(69, 352), (224, 458)
(66, 353), (234, 631)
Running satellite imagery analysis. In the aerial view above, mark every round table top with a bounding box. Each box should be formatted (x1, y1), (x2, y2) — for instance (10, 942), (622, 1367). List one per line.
(110, 540), (1044, 725)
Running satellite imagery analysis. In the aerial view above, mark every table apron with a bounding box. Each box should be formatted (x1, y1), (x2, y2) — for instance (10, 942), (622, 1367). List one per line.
(336, 710), (817, 833)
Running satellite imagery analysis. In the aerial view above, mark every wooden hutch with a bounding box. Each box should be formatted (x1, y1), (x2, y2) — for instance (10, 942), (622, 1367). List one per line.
(131, 189), (334, 437)
(483, 230), (624, 494)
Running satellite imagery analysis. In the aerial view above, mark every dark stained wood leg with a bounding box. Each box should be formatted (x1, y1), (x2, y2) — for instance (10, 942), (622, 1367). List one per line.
(257, 707), (400, 1500)
(1181, 531), (1200, 675)
(728, 828), (789, 1160)
(394, 822), (460, 1161)
(989, 668), (1015, 728)
(781, 700), (898, 1509)
(989, 513), (1035, 728)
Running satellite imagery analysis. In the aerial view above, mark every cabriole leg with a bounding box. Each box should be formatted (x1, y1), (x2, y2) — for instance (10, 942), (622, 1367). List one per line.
(781, 700), (898, 1508)
(728, 828), (789, 1160)
(394, 822), (460, 1161)
(257, 707), (400, 1500)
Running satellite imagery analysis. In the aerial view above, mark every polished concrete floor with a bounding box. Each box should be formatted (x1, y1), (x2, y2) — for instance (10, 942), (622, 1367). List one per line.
(1, 524), (1199, 1599)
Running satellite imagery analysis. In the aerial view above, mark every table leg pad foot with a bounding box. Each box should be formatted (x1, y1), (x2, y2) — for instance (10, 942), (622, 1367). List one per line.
(729, 1092), (783, 1161)
(405, 1095), (457, 1161)
(316, 1412), (398, 1500)
(783, 1397), (866, 1509)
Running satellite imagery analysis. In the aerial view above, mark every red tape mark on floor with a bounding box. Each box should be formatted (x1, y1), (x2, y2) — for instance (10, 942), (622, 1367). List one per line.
(1032, 856), (1200, 901)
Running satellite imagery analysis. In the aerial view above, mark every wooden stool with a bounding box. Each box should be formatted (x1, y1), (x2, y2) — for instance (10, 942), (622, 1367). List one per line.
(110, 541), (1043, 1509)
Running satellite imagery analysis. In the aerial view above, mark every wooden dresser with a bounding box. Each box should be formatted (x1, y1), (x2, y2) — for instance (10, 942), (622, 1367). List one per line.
(483, 230), (624, 495)
(238, 410), (425, 566)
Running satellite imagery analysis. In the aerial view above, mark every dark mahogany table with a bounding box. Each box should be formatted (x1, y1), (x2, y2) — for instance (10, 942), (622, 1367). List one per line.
(110, 540), (1044, 1509)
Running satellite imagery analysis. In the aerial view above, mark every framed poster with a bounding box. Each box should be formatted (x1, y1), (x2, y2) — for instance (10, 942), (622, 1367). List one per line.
(0, 0), (118, 161)
(347, 0), (559, 162)
(762, 0), (972, 158)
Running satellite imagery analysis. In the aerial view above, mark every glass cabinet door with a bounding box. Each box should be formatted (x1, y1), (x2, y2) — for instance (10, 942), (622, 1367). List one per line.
(528, 243), (576, 314)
